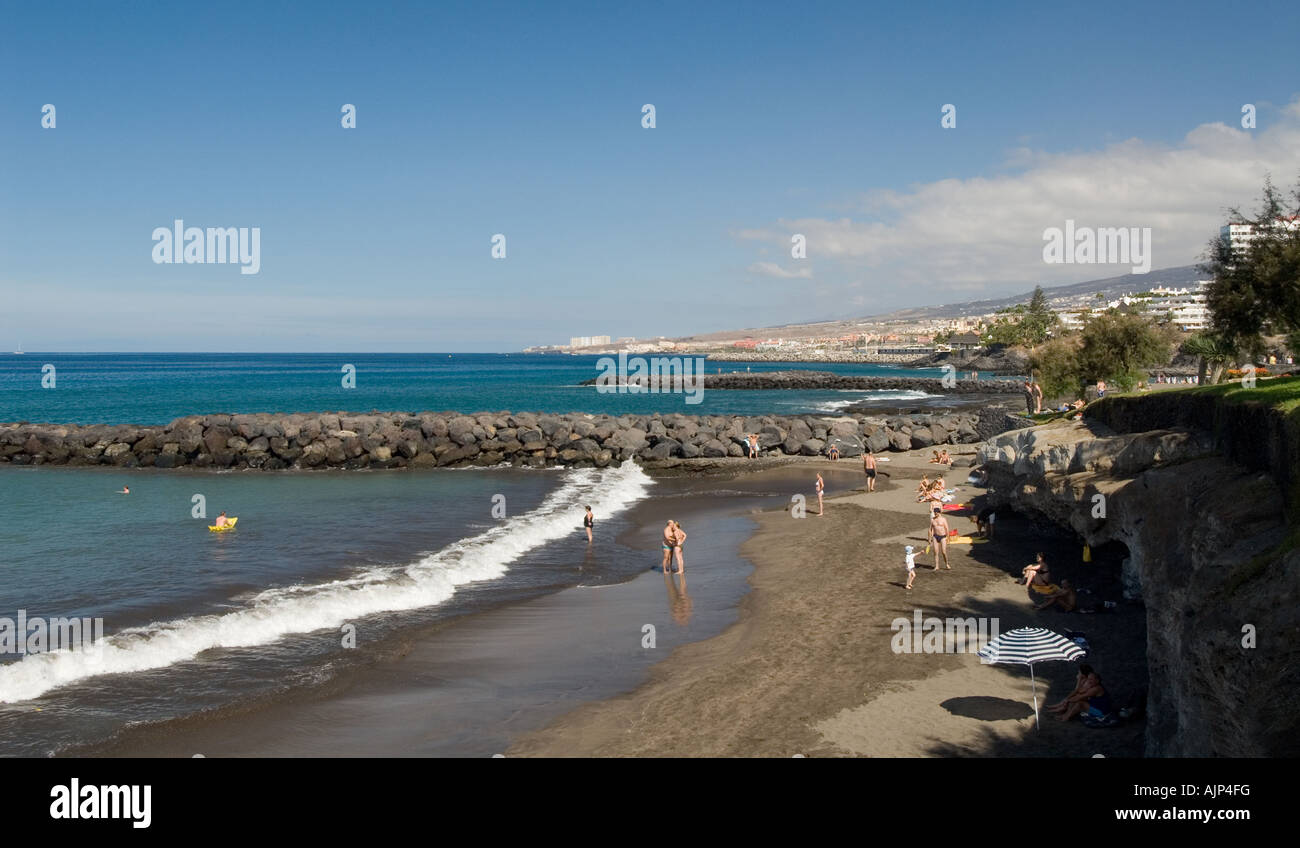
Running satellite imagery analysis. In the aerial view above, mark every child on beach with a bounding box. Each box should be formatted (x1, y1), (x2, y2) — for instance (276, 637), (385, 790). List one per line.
(905, 545), (916, 590)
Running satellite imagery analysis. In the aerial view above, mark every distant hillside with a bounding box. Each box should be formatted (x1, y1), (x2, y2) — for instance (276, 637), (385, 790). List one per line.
(679, 265), (1206, 342)
(863, 264), (1206, 322)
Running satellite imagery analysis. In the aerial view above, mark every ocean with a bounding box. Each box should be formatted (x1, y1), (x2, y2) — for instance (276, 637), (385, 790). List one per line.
(0, 352), (962, 425)
(0, 352), (947, 756)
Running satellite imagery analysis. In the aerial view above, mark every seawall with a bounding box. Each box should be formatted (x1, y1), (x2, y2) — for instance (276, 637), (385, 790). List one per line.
(0, 408), (1017, 471)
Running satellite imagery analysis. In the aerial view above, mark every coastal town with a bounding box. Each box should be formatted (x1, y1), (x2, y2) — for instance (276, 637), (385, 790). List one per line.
(530, 219), (1297, 368)
(529, 271), (1216, 362)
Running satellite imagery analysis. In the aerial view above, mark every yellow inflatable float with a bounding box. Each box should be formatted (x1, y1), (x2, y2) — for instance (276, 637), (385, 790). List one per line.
(208, 517), (238, 532)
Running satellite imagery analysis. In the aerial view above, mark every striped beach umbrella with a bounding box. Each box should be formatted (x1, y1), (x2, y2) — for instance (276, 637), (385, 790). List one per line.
(977, 627), (1086, 729)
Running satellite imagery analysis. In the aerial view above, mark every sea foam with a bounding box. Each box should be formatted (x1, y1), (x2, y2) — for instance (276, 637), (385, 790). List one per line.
(0, 463), (653, 703)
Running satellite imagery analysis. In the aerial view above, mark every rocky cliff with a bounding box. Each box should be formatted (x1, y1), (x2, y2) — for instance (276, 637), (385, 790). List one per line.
(977, 398), (1298, 756)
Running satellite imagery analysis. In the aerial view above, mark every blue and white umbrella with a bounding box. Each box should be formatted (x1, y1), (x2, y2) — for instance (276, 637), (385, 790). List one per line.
(978, 627), (1085, 729)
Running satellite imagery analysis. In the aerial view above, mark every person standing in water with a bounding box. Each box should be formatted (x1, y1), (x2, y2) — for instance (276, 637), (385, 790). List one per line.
(815, 473), (825, 516)
(661, 520), (678, 574)
(583, 505), (594, 544)
(863, 449), (877, 493)
(671, 520), (687, 574)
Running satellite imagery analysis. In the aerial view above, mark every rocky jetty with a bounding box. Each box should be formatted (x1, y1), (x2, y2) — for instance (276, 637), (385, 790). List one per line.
(0, 408), (1014, 471)
(976, 397), (1298, 756)
(580, 370), (1023, 394)
(907, 345), (1031, 375)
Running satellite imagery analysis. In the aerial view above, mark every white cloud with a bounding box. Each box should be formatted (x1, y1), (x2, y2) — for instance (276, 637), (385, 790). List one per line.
(738, 97), (1300, 299)
(748, 261), (813, 279)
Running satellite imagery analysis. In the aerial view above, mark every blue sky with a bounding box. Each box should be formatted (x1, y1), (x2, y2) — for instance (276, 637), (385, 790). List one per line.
(2, 0), (1299, 351)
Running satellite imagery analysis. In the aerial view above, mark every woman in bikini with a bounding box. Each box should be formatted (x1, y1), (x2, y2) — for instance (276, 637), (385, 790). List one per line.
(671, 520), (687, 574)
(815, 473), (825, 516)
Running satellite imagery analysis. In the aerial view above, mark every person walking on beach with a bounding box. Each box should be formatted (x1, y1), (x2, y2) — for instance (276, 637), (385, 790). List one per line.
(583, 505), (594, 544)
(863, 450), (877, 493)
(815, 473), (825, 516)
(661, 520), (678, 574)
(929, 508), (951, 570)
(905, 545), (917, 590)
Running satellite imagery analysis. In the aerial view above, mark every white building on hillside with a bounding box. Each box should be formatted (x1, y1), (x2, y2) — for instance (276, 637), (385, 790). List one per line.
(1220, 217), (1300, 256)
(569, 335), (612, 348)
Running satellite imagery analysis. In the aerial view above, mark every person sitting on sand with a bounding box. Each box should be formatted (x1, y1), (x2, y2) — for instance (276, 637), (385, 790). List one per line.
(1026, 563), (1059, 602)
(927, 476), (950, 507)
(929, 450), (942, 463)
(922, 479), (945, 511)
(1019, 552), (1047, 583)
(915, 475), (931, 501)
(215, 511), (231, 528)
(1048, 664), (1112, 722)
(973, 506), (996, 539)
(936, 449), (951, 465)
(1034, 578), (1077, 612)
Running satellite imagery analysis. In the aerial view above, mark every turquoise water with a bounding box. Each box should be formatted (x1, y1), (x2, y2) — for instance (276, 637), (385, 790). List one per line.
(0, 351), (967, 756)
(0, 462), (656, 754)
(0, 352), (955, 425)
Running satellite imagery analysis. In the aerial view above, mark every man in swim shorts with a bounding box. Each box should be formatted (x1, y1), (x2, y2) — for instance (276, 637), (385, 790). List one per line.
(661, 520), (677, 574)
(215, 511), (230, 528)
(863, 450), (877, 493)
(929, 508), (950, 570)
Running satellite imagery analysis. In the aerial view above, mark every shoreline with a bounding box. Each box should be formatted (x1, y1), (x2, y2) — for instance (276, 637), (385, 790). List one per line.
(57, 465), (873, 757)
(509, 449), (1147, 757)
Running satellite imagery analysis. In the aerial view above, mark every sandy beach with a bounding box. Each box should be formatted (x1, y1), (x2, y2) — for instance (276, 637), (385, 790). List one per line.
(511, 451), (1147, 757)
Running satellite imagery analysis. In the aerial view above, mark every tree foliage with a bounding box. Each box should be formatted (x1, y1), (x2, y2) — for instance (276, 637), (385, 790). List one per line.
(1076, 312), (1171, 391)
(981, 286), (1060, 346)
(1203, 176), (1300, 357)
(1029, 336), (1085, 400)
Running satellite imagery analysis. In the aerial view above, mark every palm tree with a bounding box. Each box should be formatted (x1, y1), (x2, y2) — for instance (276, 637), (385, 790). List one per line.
(1181, 333), (1237, 385)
